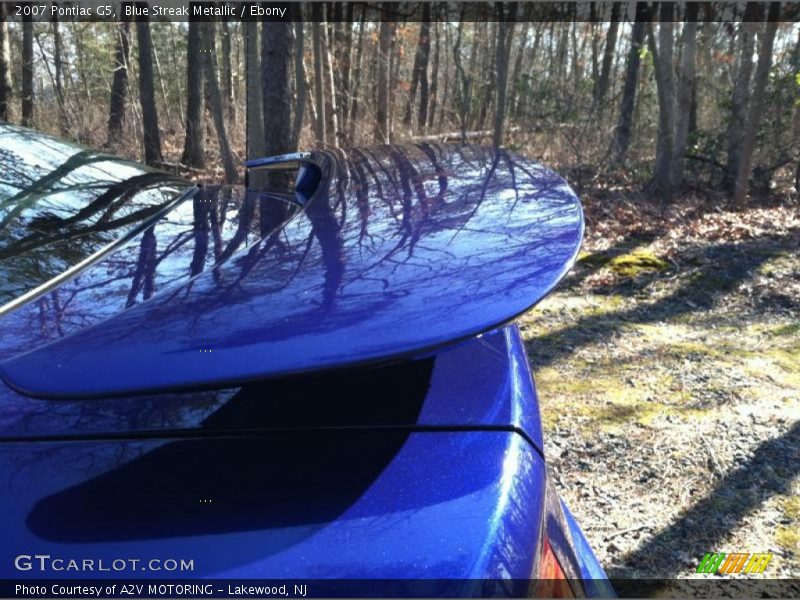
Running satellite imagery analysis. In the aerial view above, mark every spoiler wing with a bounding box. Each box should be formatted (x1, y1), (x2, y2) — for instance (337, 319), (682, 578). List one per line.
(0, 144), (583, 398)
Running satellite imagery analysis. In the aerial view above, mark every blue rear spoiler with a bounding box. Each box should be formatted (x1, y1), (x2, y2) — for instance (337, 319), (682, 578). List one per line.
(1, 145), (583, 398)
(245, 152), (319, 206)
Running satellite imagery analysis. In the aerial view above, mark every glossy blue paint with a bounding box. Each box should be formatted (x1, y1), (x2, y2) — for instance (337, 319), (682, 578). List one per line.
(0, 430), (545, 586)
(0, 326), (542, 454)
(1, 145), (583, 398)
(0, 126), (610, 594)
(0, 322), (610, 592)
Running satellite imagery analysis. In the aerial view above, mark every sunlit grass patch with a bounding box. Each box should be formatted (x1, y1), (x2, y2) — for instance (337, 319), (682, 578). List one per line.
(776, 497), (800, 557)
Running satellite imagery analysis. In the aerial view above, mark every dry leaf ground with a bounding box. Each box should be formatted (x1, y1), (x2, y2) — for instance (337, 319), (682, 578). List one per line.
(518, 194), (800, 594)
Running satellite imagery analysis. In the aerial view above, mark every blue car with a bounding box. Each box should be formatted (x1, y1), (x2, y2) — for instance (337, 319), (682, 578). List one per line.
(0, 123), (611, 597)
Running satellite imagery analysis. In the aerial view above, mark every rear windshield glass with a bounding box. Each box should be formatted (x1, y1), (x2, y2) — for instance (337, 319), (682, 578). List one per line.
(0, 124), (188, 309)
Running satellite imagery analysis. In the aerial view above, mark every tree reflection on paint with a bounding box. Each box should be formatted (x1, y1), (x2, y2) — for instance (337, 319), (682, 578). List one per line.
(0, 143), (583, 398)
(0, 124), (188, 308)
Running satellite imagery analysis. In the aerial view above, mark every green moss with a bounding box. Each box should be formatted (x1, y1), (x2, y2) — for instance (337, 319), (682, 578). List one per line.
(577, 251), (614, 268)
(608, 249), (669, 278)
(771, 323), (800, 337)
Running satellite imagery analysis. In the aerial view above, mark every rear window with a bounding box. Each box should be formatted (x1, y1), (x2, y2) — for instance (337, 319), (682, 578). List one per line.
(0, 124), (188, 309)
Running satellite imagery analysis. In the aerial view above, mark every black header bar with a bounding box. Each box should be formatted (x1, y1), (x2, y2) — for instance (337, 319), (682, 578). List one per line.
(3, 1), (799, 23)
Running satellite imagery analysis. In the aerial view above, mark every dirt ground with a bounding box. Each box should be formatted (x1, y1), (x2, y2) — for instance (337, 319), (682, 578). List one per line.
(518, 193), (800, 593)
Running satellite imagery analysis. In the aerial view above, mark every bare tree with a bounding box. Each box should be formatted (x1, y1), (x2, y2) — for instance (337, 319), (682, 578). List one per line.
(202, 21), (238, 183)
(403, 11), (431, 129)
(593, 5), (621, 106)
(477, 21), (497, 130)
(292, 16), (308, 149)
(136, 17), (163, 165)
(726, 20), (757, 189)
(107, 20), (131, 144)
(182, 15), (204, 168)
(262, 21), (294, 155)
(311, 6), (326, 145)
(492, 3), (517, 147)
(220, 21), (235, 123)
(0, 5), (13, 121)
(671, 13), (699, 190)
(374, 20), (395, 143)
(52, 15), (68, 135)
(427, 21), (440, 130)
(348, 14), (366, 144)
(610, 10), (648, 165)
(321, 16), (339, 145)
(244, 21), (264, 159)
(453, 17), (471, 143)
(734, 6), (780, 209)
(338, 5), (355, 135)
(21, 9), (34, 126)
(648, 9), (675, 200)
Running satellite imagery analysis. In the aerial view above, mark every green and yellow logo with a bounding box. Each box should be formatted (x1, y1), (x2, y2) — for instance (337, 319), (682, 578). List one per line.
(696, 552), (773, 575)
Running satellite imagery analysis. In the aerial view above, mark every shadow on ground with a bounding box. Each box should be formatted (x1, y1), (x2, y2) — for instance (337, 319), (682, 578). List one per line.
(526, 231), (798, 370)
(609, 420), (800, 588)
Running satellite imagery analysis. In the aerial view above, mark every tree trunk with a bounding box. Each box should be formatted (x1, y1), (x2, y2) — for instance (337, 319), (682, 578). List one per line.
(515, 24), (541, 120)
(589, 8), (600, 96)
(453, 17), (470, 143)
(611, 10), (648, 165)
(348, 14), (366, 144)
(151, 29), (173, 128)
(492, 3), (516, 147)
(21, 10), (34, 126)
(794, 29), (800, 195)
(404, 10), (431, 129)
(291, 16), (308, 149)
(0, 5), (12, 122)
(427, 21), (440, 130)
(136, 17), (163, 165)
(417, 6), (432, 131)
(649, 12), (676, 201)
(311, 7), (326, 145)
(594, 5), (621, 106)
(477, 22), (496, 130)
(440, 17), (451, 129)
(107, 21), (130, 144)
(220, 21), (235, 123)
(733, 7), (779, 209)
(671, 14), (699, 190)
(389, 23), (402, 140)
(244, 20), (264, 159)
(262, 21), (294, 156)
(202, 21), (237, 183)
(321, 13), (339, 145)
(339, 4), (354, 135)
(726, 21), (757, 189)
(52, 16), (68, 134)
(508, 22), (528, 121)
(374, 20), (395, 143)
(182, 15), (204, 168)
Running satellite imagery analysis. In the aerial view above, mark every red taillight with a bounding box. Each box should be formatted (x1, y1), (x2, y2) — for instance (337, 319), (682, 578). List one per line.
(533, 538), (575, 598)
